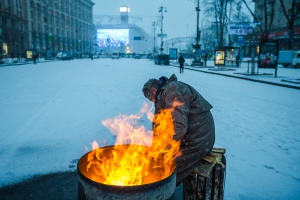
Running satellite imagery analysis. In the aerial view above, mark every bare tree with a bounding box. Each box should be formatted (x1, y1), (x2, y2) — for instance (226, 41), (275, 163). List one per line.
(226, 0), (234, 46)
(225, 0), (251, 46)
(279, 0), (300, 49)
(188, 0), (252, 49)
(233, 1), (251, 22)
(201, 0), (252, 48)
(241, 0), (275, 43)
(202, 0), (228, 48)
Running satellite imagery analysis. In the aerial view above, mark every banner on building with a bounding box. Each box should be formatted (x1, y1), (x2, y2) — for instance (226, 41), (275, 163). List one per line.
(227, 23), (258, 35)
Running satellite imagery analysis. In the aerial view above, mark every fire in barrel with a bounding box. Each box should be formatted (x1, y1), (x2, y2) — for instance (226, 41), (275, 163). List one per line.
(77, 102), (182, 199)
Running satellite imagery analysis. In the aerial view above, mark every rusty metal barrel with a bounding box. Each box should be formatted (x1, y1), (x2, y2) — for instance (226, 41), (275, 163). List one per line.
(77, 145), (176, 200)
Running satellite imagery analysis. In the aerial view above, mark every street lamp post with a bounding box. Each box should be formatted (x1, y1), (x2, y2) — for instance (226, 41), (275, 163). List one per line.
(195, 0), (200, 49)
(152, 22), (157, 56)
(158, 6), (167, 54)
(192, 0), (201, 66)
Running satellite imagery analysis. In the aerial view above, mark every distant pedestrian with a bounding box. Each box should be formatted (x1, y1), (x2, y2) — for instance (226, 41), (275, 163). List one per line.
(203, 53), (208, 67)
(178, 55), (185, 74)
(236, 54), (240, 67)
(33, 54), (37, 64)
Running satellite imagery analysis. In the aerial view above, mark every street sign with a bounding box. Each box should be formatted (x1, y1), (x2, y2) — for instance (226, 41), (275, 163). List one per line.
(157, 34), (167, 38)
(134, 36), (141, 40)
(238, 36), (244, 46)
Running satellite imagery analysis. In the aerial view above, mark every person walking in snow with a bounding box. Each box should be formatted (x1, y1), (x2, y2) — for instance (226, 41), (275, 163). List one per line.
(236, 54), (240, 67)
(203, 53), (208, 66)
(142, 74), (215, 185)
(178, 55), (185, 74)
(33, 53), (37, 64)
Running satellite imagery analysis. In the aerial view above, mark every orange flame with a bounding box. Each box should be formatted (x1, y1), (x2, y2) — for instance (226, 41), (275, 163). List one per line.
(86, 101), (182, 186)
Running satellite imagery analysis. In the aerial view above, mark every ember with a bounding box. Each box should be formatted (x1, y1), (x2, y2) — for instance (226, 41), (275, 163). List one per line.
(79, 102), (182, 186)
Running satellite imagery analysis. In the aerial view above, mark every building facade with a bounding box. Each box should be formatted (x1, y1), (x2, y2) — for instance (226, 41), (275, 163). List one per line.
(253, 0), (300, 49)
(0, 0), (94, 59)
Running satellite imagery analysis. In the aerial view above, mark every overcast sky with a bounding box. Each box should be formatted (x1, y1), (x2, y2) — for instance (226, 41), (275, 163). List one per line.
(93, 0), (203, 39)
(92, 0), (254, 40)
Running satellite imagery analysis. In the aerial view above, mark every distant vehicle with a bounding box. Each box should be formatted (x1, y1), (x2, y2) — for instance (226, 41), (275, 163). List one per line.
(93, 54), (99, 59)
(278, 50), (300, 68)
(62, 52), (73, 60)
(134, 54), (141, 59)
(98, 52), (107, 58)
(154, 54), (170, 65)
(112, 52), (120, 59)
(56, 52), (63, 59)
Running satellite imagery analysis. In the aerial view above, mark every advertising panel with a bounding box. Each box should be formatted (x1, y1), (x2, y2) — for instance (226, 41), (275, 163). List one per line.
(259, 42), (278, 68)
(169, 48), (177, 60)
(26, 49), (37, 59)
(215, 50), (225, 66)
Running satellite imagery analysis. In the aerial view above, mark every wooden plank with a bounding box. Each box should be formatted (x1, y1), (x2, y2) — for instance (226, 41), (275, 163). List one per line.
(183, 148), (226, 200)
(212, 148), (226, 154)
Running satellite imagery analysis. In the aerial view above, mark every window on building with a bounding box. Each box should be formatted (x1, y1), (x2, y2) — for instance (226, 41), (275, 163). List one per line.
(2, 17), (6, 26)
(8, 3), (11, 13)
(11, 19), (15, 29)
(55, 0), (58, 9)
(6, 18), (11, 28)
(3, 43), (8, 56)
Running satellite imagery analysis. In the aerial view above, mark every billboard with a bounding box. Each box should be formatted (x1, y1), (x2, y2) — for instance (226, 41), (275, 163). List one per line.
(259, 42), (278, 68)
(227, 23), (258, 35)
(97, 29), (129, 51)
(215, 50), (225, 65)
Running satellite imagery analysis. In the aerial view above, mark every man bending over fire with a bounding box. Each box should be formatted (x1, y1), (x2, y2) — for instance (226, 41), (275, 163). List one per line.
(142, 74), (215, 185)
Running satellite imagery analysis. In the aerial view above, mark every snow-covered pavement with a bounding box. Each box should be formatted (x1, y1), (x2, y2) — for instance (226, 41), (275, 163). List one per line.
(0, 58), (299, 199)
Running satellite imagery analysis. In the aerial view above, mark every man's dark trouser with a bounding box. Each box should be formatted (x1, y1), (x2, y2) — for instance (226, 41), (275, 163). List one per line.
(180, 64), (184, 73)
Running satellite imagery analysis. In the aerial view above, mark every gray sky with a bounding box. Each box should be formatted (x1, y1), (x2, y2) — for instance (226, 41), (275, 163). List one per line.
(93, 0), (254, 41)
(93, 0), (199, 39)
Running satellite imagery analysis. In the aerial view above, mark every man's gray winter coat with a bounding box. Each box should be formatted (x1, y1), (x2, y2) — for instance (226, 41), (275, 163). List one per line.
(154, 74), (215, 184)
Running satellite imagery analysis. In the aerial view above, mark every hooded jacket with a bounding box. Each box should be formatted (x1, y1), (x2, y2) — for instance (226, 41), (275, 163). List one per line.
(154, 74), (215, 184)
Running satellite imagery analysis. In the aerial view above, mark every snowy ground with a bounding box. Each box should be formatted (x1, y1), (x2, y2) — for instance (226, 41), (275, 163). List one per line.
(0, 58), (299, 199)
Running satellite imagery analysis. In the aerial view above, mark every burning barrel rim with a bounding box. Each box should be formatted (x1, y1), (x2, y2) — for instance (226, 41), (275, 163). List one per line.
(77, 144), (177, 189)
